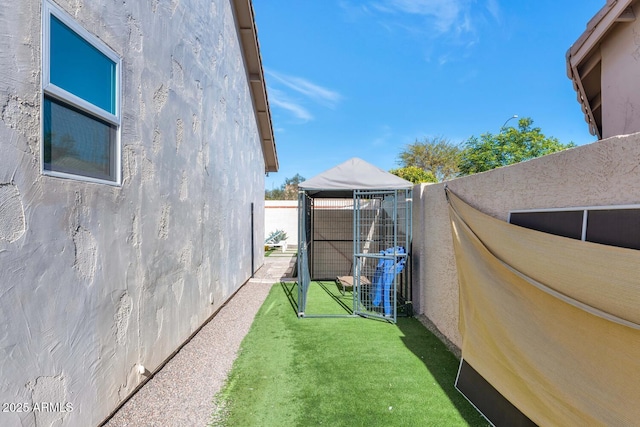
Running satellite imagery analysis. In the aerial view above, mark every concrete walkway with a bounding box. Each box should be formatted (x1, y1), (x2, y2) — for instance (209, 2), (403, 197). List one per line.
(249, 249), (297, 283)
(102, 250), (296, 427)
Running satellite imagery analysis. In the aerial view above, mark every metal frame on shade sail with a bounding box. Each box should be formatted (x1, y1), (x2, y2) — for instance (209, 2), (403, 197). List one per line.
(296, 188), (412, 322)
(455, 358), (535, 426)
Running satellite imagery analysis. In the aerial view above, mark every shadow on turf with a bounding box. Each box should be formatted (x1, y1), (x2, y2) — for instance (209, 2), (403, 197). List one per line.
(317, 281), (353, 314)
(280, 281), (355, 317)
(281, 281), (299, 314)
(395, 319), (489, 426)
(280, 281), (485, 424)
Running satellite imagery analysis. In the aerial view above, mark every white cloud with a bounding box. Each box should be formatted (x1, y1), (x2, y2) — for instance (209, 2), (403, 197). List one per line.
(265, 70), (343, 122)
(485, 0), (502, 23)
(339, 1), (376, 20)
(359, 0), (504, 68)
(380, 0), (468, 33)
(369, 3), (396, 14)
(266, 70), (342, 107)
(377, 0), (501, 33)
(371, 125), (393, 147)
(268, 88), (313, 122)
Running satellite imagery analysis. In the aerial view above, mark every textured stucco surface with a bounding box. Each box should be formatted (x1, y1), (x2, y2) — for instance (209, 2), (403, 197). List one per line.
(600, 0), (640, 138)
(0, 1), (266, 426)
(413, 133), (640, 349)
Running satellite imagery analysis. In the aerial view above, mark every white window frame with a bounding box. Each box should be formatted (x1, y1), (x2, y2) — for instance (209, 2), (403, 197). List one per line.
(41, 0), (122, 185)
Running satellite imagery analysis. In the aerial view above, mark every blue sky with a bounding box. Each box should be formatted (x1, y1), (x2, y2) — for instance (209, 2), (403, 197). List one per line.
(253, 0), (604, 189)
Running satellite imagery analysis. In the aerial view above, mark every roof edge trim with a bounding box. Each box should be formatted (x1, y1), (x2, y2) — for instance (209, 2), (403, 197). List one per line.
(231, 0), (279, 172)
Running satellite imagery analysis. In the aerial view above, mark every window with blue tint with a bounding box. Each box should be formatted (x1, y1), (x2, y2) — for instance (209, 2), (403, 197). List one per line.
(43, 96), (116, 181)
(42, 0), (121, 184)
(50, 16), (116, 115)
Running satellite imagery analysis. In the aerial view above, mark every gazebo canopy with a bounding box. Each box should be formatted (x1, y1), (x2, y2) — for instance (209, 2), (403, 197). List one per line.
(299, 157), (413, 198)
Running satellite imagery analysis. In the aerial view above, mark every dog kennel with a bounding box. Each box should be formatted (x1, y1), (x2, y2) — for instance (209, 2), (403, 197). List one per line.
(296, 158), (413, 322)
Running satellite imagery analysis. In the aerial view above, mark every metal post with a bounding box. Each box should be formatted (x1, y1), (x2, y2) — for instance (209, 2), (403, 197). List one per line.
(251, 202), (254, 278)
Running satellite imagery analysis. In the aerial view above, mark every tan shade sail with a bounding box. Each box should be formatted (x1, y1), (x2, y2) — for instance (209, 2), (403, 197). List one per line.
(447, 189), (640, 426)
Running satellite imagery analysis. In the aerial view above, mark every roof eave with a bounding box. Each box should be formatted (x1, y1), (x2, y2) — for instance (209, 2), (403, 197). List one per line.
(566, 50), (601, 139)
(566, 0), (635, 140)
(232, 0), (279, 173)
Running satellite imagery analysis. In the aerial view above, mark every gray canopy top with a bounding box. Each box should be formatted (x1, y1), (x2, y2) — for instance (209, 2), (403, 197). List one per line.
(299, 157), (413, 198)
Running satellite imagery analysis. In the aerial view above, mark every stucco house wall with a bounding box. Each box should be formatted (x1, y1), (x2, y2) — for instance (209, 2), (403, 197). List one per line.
(413, 133), (640, 348)
(600, 1), (640, 138)
(0, 1), (271, 426)
(567, 0), (640, 139)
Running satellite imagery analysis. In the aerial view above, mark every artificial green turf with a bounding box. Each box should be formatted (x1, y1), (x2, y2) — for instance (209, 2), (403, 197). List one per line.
(303, 281), (354, 316)
(210, 283), (489, 427)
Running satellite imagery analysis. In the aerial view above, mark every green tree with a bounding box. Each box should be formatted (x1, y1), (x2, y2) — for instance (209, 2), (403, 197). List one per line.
(458, 117), (576, 176)
(397, 136), (462, 181)
(265, 187), (284, 200)
(282, 173), (305, 199)
(389, 166), (437, 184)
(265, 173), (306, 200)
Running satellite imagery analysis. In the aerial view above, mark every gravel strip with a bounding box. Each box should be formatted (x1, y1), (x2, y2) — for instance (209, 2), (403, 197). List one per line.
(103, 253), (295, 427)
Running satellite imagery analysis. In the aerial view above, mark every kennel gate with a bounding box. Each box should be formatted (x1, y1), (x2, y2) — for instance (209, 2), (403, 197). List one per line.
(353, 190), (411, 321)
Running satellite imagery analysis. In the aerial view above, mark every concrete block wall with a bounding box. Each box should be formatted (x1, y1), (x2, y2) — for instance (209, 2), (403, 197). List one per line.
(413, 132), (640, 349)
(265, 200), (298, 245)
(0, 1), (266, 425)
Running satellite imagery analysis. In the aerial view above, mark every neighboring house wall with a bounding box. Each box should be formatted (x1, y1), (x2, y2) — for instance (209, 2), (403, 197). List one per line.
(567, 0), (640, 139)
(0, 1), (268, 426)
(600, 1), (640, 138)
(413, 133), (640, 348)
(265, 200), (298, 246)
